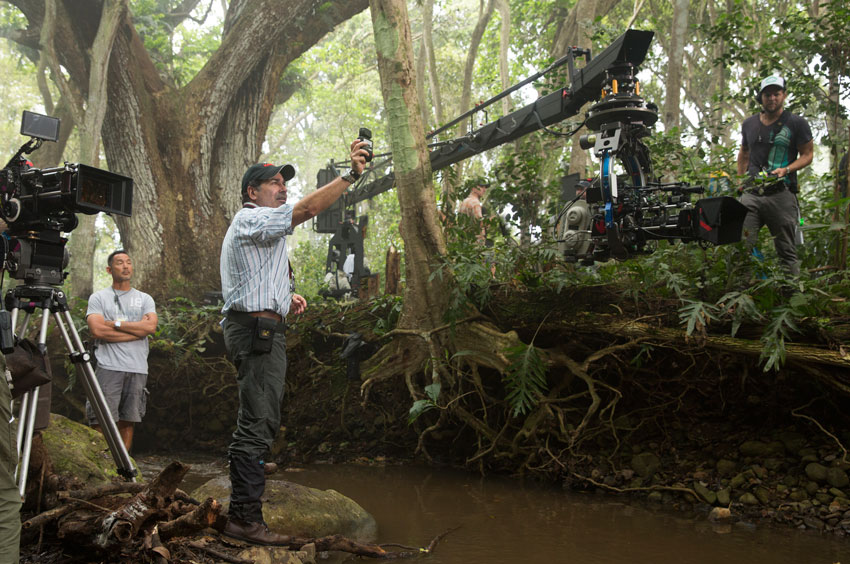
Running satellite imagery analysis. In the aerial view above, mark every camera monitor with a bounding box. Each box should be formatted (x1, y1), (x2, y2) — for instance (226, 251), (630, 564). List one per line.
(74, 164), (133, 217)
(20, 111), (60, 142)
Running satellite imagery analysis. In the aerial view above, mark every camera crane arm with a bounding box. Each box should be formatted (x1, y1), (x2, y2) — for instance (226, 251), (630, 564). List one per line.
(315, 30), (656, 294)
(330, 29), (655, 209)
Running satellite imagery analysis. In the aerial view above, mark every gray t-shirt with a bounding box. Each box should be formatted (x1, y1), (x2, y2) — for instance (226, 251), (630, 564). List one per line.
(86, 287), (156, 374)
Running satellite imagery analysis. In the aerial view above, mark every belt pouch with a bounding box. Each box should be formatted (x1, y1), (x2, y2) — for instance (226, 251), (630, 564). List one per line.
(251, 317), (277, 353)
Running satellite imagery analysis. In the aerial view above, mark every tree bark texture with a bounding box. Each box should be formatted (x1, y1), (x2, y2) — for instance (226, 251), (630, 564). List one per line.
(6, 0), (369, 298)
(369, 0), (451, 333)
(458, 0), (495, 139)
(422, 0), (442, 128)
(663, 0), (689, 131)
(495, 0), (511, 117)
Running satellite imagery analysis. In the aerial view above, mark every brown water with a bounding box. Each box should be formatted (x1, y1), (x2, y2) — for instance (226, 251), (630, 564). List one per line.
(140, 456), (849, 563)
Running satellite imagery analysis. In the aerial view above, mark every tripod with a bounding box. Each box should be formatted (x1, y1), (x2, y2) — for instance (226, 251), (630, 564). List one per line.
(9, 284), (136, 499)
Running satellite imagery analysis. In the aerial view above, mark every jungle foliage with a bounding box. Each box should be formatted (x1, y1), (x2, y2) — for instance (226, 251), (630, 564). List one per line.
(2, 0), (850, 476)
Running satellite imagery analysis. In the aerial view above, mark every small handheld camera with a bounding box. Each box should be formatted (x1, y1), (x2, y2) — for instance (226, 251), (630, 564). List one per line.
(358, 128), (373, 162)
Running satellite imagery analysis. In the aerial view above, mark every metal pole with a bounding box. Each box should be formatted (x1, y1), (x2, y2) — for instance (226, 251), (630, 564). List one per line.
(15, 305), (51, 497)
(14, 390), (28, 459)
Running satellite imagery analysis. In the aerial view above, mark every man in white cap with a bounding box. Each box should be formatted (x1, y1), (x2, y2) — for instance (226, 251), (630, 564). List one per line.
(737, 75), (813, 276)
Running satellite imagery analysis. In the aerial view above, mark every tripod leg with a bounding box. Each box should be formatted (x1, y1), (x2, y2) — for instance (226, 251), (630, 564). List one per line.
(14, 387), (39, 499)
(52, 310), (136, 481)
(14, 392), (27, 459)
(13, 306), (50, 499)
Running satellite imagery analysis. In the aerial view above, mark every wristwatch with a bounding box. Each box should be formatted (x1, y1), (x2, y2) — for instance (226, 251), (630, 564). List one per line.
(114, 320), (122, 329)
(341, 169), (360, 184)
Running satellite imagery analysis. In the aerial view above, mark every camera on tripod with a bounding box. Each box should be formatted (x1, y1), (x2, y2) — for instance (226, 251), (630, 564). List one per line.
(0, 111), (134, 285)
(1, 111), (140, 488)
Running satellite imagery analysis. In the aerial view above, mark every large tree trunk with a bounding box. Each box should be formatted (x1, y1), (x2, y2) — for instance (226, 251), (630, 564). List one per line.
(422, 0), (442, 128)
(369, 0), (450, 333)
(550, 0), (622, 178)
(663, 0), (689, 131)
(366, 0), (475, 408)
(458, 0), (495, 138)
(495, 0), (511, 117)
(7, 0), (368, 299)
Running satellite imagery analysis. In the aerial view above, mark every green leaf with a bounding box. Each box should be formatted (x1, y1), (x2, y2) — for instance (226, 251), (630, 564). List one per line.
(408, 399), (436, 424)
(424, 382), (441, 403)
(678, 300), (719, 335)
(502, 342), (547, 417)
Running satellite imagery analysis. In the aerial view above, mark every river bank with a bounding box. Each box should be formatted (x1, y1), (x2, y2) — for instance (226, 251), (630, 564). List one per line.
(136, 458), (849, 564)
(43, 286), (850, 543)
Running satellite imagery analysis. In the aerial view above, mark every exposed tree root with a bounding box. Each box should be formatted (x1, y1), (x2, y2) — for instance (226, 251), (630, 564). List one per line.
(791, 398), (850, 464)
(571, 472), (700, 500)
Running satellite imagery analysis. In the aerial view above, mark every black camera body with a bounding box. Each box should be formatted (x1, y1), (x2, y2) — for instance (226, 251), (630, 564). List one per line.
(358, 127), (373, 162)
(556, 65), (747, 264)
(0, 111), (134, 285)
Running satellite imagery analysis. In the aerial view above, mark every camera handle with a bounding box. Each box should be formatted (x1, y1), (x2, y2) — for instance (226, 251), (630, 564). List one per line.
(3, 137), (42, 170)
(9, 285), (137, 499)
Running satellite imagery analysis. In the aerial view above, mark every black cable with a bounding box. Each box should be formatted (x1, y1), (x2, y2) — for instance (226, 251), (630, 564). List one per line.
(542, 118), (587, 139)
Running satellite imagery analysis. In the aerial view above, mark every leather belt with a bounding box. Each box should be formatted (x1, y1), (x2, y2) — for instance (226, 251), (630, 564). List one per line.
(746, 181), (786, 196)
(225, 310), (286, 332)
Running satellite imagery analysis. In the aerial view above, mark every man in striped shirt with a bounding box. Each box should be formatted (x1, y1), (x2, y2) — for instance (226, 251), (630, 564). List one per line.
(220, 139), (368, 545)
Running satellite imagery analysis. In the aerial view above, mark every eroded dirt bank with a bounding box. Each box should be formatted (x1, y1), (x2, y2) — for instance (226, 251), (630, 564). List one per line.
(46, 285), (850, 537)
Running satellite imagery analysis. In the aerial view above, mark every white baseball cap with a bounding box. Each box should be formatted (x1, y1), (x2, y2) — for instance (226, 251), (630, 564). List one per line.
(759, 75), (786, 95)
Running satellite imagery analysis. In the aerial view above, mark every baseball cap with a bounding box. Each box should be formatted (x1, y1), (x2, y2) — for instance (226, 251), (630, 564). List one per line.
(470, 176), (491, 188)
(758, 75), (786, 96)
(241, 163), (296, 192)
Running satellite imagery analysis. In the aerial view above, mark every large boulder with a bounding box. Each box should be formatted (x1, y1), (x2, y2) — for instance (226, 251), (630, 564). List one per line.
(193, 477), (377, 541)
(40, 413), (135, 485)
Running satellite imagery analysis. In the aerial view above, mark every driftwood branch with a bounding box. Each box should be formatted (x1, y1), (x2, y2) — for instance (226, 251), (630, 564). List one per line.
(96, 461), (190, 547)
(158, 497), (221, 541)
(57, 482), (147, 501)
(285, 527), (456, 559)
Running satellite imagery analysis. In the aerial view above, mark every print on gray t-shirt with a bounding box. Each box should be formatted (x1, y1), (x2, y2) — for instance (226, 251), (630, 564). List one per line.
(86, 287), (156, 374)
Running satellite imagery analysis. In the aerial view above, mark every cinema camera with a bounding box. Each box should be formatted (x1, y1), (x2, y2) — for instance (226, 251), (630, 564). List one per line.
(555, 60), (747, 264)
(0, 111), (138, 492)
(316, 30), (745, 276)
(0, 111), (133, 285)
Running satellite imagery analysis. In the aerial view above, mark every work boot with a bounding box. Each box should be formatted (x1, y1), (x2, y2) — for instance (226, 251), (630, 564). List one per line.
(263, 462), (278, 475)
(223, 518), (290, 546)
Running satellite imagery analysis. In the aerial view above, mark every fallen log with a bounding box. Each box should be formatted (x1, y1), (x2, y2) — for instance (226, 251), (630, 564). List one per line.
(95, 461), (190, 547)
(57, 482), (146, 501)
(545, 316), (850, 394)
(158, 497), (221, 541)
(24, 504), (73, 530)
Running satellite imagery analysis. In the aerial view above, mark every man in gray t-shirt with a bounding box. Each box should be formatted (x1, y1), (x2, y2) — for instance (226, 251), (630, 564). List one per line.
(86, 250), (157, 450)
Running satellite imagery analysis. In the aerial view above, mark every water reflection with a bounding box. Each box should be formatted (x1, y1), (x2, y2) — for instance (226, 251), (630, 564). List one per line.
(282, 464), (847, 564)
(138, 457), (847, 564)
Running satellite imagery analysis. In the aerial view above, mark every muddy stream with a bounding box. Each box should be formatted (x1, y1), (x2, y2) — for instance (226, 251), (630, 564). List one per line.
(136, 454), (848, 563)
